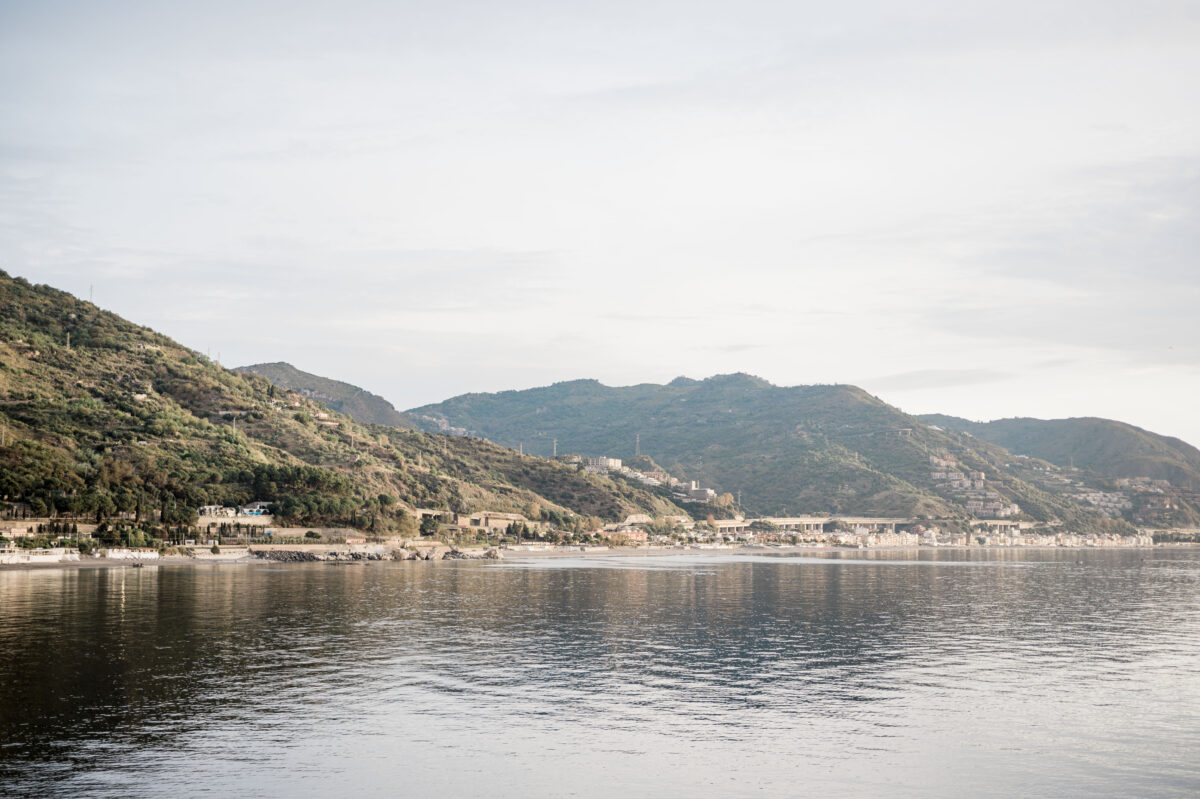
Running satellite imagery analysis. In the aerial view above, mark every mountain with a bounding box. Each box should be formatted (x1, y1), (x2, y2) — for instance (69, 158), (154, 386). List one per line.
(409, 374), (1135, 531)
(920, 415), (1200, 487)
(0, 271), (684, 536)
(235, 362), (414, 429)
(919, 414), (1200, 526)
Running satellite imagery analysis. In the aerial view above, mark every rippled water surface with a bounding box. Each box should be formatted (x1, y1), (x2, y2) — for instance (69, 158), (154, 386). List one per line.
(2, 549), (1199, 797)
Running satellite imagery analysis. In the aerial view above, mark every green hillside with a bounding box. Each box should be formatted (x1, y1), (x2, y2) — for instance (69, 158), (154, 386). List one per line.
(409, 374), (1131, 530)
(235, 361), (414, 428)
(921, 415), (1200, 487)
(0, 272), (684, 538)
(921, 414), (1200, 527)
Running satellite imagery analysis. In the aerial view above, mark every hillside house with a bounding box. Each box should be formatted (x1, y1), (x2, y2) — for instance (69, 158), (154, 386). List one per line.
(459, 512), (536, 532)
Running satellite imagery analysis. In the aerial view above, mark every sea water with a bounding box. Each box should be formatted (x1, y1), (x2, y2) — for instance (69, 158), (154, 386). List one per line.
(1, 549), (1198, 797)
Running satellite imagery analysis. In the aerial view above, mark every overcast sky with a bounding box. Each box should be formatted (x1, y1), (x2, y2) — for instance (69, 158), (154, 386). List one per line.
(2, 1), (1198, 444)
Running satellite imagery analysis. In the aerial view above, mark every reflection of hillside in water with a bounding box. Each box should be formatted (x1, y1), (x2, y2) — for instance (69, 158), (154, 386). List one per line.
(1, 551), (1198, 797)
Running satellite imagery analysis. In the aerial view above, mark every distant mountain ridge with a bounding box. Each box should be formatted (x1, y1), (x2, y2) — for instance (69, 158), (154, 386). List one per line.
(235, 362), (414, 429)
(920, 414), (1200, 489)
(218, 354), (1197, 530)
(408, 373), (1148, 529)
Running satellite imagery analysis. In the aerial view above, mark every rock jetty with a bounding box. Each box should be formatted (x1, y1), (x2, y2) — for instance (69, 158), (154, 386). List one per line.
(252, 547), (502, 563)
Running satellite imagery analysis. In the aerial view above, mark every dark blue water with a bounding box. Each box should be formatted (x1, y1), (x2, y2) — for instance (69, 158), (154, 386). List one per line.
(1, 549), (1198, 797)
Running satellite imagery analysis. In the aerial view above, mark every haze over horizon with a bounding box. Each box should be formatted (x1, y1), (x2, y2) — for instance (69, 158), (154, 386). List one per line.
(3, 2), (1198, 444)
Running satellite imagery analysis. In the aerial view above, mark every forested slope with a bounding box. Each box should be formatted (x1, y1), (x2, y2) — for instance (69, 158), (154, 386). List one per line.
(0, 272), (683, 536)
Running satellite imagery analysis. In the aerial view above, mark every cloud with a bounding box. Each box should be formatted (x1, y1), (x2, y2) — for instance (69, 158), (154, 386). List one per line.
(2, 1), (1199, 442)
(891, 157), (1200, 368)
(707, 343), (765, 354)
(858, 369), (1014, 392)
(973, 157), (1200, 287)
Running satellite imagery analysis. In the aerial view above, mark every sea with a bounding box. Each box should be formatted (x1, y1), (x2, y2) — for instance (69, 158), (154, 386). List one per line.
(1, 548), (1198, 797)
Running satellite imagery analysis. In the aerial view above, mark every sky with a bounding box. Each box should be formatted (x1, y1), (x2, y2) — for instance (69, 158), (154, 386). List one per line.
(2, 1), (1198, 444)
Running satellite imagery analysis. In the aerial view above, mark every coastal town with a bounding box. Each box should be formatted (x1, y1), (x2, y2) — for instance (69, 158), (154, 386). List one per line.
(0, 450), (1185, 566)
(0, 473), (1171, 565)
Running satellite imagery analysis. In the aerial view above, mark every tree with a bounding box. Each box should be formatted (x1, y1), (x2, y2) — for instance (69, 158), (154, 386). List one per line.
(394, 511), (419, 537)
(419, 516), (439, 536)
(447, 485), (467, 515)
(95, 492), (117, 524)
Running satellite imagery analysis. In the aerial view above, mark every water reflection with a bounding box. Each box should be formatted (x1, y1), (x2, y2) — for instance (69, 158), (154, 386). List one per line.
(1, 551), (1199, 797)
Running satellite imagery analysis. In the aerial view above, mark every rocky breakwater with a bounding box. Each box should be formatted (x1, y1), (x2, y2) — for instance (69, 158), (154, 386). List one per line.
(440, 548), (503, 560)
(252, 546), (503, 563)
(253, 549), (384, 563)
(391, 547), (503, 561)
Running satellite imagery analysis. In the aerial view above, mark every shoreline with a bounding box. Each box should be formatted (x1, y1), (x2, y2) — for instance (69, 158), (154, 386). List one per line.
(500, 543), (1174, 560)
(1, 542), (1188, 571)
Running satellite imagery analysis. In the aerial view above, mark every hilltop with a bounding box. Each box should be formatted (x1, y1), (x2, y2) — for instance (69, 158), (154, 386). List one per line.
(408, 374), (1141, 530)
(0, 271), (685, 538)
(235, 362), (414, 429)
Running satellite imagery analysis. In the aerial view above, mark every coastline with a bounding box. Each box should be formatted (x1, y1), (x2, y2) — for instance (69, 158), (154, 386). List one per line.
(499, 543), (1173, 560)
(2, 541), (1186, 571)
